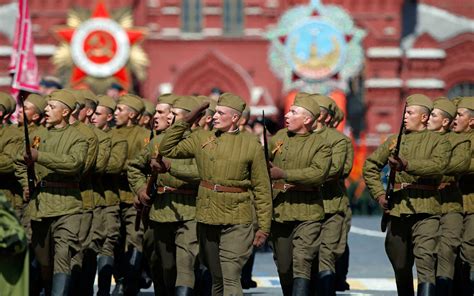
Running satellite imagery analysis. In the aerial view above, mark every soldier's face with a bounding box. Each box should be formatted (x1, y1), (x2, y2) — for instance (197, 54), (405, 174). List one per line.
(453, 108), (473, 133)
(153, 103), (170, 131)
(168, 108), (187, 125)
(91, 106), (112, 129)
(114, 104), (132, 127)
(18, 101), (40, 125)
(404, 105), (428, 132)
(44, 100), (69, 126)
(213, 106), (240, 131)
(427, 109), (450, 132)
(285, 106), (312, 133)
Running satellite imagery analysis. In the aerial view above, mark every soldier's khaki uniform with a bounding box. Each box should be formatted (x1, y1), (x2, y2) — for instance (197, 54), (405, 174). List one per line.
(16, 122), (88, 291)
(363, 129), (450, 293)
(128, 131), (200, 294)
(313, 125), (348, 275)
(269, 127), (331, 295)
(159, 115), (272, 296)
(436, 131), (470, 280)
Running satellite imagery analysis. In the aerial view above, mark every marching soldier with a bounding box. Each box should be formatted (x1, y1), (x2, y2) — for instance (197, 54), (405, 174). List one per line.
(113, 94), (150, 295)
(311, 94), (348, 295)
(453, 97), (474, 293)
(159, 93), (272, 296)
(91, 95), (128, 295)
(426, 98), (470, 293)
(269, 93), (331, 295)
(129, 96), (201, 296)
(363, 94), (450, 295)
(16, 90), (88, 294)
(139, 99), (155, 129)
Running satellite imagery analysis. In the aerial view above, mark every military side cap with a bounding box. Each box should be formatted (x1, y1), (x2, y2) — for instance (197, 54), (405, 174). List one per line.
(293, 92), (320, 117)
(64, 89), (85, 107)
(118, 94), (145, 113)
(217, 93), (246, 113)
(208, 100), (217, 114)
(96, 95), (116, 110)
(142, 100), (155, 115)
(406, 94), (433, 110)
(26, 93), (47, 113)
(80, 89), (97, 104)
(312, 94), (335, 114)
(46, 90), (77, 110)
(157, 93), (177, 106)
(457, 97), (474, 111)
(451, 96), (462, 107)
(173, 96), (200, 112)
(0, 91), (12, 113)
(7, 93), (16, 113)
(433, 98), (456, 118)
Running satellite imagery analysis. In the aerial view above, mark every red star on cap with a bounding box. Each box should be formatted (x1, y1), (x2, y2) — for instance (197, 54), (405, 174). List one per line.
(55, 1), (146, 89)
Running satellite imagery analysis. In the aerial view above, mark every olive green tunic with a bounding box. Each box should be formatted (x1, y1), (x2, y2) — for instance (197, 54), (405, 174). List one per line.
(363, 130), (451, 216)
(103, 129), (128, 206)
(314, 126), (348, 213)
(17, 125), (88, 219)
(159, 120), (272, 233)
(91, 127), (111, 208)
(269, 128), (331, 222)
(0, 124), (23, 208)
(114, 125), (150, 204)
(459, 131), (474, 213)
(128, 132), (199, 223)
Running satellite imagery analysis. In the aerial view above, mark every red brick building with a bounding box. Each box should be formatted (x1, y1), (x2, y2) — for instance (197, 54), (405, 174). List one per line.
(0, 0), (473, 148)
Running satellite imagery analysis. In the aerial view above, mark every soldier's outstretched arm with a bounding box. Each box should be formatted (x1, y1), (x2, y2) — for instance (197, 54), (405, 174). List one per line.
(36, 138), (88, 175)
(106, 140), (128, 174)
(159, 121), (197, 159)
(363, 137), (393, 199)
(250, 144), (272, 234)
(404, 136), (450, 176)
(128, 141), (153, 194)
(169, 160), (200, 183)
(444, 139), (470, 176)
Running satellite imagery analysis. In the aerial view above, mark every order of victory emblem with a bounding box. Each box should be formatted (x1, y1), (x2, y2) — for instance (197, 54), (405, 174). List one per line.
(267, 0), (365, 94)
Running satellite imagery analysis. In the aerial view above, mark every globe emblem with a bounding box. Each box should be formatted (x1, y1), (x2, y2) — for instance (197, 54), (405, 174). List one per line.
(286, 20), (347, 81)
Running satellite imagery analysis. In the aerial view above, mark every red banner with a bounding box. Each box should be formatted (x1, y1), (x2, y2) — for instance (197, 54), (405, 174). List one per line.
(9, 0), (39, 93)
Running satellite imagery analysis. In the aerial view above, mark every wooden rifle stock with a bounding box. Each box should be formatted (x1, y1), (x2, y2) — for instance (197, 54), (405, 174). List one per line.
(19, 90), (36, 198)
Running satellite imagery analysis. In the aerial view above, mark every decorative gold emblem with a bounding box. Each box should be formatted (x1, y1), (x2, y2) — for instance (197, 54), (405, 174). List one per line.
(272, 140), (284, 155)
(201, 136), (217, 149)
(32, 136), (41, 149)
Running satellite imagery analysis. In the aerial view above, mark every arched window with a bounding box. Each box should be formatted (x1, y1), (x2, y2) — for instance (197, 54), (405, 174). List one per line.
(447, 82), (474, 98)
(181, 0), (202, 33)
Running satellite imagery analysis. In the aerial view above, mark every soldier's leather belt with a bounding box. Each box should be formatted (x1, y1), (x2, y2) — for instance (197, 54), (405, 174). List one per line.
(200, 181), (247, 193)
(272, 182), (319, 192)
(37, 180), (80, 189)
(157, 186), (197, 195)
(438, 182), (458, 190)
(394, 183), (438, 191)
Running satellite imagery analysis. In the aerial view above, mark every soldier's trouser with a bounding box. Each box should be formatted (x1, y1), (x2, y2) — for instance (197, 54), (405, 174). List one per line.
(31, 213), (81, 275)
(197, 222), (253, 296)
(99, 205), (120, 257)
(119, 202), (143, 252)
(90, 206), (107, 253)
(460, 213), (474, 269)
(143, 226), (165, 292)
(335, 207), (351, 257)
(437, 212), (463, 278)
(271, 220), (321, 288)
(385, 214), (439, 291)
(152, 220), (199, 293)
(70, 211), (93, 271)
(318, 213), (345, 273)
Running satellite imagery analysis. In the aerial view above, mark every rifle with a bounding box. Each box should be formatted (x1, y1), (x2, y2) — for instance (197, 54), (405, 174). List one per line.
(262, 111), (273, 196)
(19, 90), (36, 198)
(380, 103), (406, 232)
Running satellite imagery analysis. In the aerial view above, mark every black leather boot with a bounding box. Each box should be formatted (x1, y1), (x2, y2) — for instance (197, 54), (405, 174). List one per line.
(436, 276), (452, 296)
(176, 286), (194, 296)
(292, 278), (310, 296)
(123, 249), (143, 295)
(51, 273), (71, 296)
(97, 256), (114, 296)
(317, 270), (335, 296)
(417, 282), (435, 296)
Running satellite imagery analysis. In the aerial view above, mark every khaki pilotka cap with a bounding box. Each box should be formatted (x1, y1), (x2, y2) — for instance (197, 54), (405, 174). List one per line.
(118, 94), (145, 113)
(406, 94), (433, 110)
(157, 93), (177, 106)
(217, 93), (246, 113)
(64, 89), (85, 108)
(26, 93), (47, 114)
(173, 96), (201, 112)
(457, 97), (474, 111)
(96, 95), (116, 111)
(80, 89), (98, 104)
(293, 92), (320, 117)
(46, 90), (77, 110)
(142, 100), (155, 115)
(312, 94), (336, 115)
(0, 92), (14, 113)
(433, 98), (456, 118)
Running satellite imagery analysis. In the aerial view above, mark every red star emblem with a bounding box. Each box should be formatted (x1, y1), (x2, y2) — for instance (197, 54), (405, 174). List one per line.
(54, 1), (146, 89)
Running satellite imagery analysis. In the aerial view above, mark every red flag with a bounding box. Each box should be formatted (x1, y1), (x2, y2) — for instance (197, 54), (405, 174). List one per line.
(9, 0), (39, 93)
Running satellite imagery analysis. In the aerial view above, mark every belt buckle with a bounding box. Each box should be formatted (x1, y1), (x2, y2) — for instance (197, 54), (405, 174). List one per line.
(400, 183), (410, 189)
(38, 180), (46, 188)
(213, 184), (220, 192)
(163, 186), (171, 193)
(283, 184), (291, 192)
